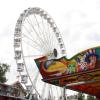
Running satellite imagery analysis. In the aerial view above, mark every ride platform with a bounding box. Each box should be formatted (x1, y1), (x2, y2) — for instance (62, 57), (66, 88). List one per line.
(35, 46), (100, 98)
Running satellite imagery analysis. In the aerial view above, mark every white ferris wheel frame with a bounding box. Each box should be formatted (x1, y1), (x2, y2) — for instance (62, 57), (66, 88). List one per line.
(14, 7), (66, 100)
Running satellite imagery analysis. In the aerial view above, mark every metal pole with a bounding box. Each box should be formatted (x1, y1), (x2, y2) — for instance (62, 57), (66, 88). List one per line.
(63, 86), (66, 100)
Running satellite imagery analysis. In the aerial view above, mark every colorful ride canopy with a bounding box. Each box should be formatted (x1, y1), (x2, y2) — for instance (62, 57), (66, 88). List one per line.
(35, 46), (100, 97)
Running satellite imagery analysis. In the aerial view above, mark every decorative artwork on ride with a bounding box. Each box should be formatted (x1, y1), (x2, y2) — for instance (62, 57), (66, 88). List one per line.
(34, 47), (100, 79)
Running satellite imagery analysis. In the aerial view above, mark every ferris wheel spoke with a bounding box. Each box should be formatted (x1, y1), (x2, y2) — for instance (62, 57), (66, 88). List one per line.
(50, 85), (54, 99)
(33, 14), (45, 37)
(24, 55), (43, 58)
(48, 84), (53, 99)
(33, 71), (39, 86)
(41, 16), (51, 49)
(41, 83), (46, 98)
(22, 24), (34, 39)
(25, 18), (45, 43)
(45, 19), (58, 51)
(22, 31), (51, 54)
(33, 15), (52, 52)
(22, 37), (49, 54)
(42, 18), (52, 50)
(33, 14), (52, 51)
(56, 86), (60, 98)
(45, 21), (54, 51)
(22, 33), (48, 53)
(47, 23), (57, 50)
(25, 17), (50, 52)
(28, 15), (45, 42)
(22, 33), (43, 48)
(46, 23), (53, 50)
(22, 39), (44, 53)
(24, 19), (43, 48)
(41, 16), (52, 51)
(22, 24), (41, 45)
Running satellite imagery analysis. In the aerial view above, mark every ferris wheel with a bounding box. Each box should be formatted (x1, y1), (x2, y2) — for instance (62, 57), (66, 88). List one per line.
(14, 7), (66, 100)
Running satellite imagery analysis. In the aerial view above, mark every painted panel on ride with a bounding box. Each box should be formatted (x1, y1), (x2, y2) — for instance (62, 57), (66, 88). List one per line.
(35, 46), (100, 97)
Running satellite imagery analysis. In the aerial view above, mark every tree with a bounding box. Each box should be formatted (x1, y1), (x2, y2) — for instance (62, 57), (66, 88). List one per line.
(77, 92), (85, 100)
(87, 95), (96, 100)
(0, 63), (10, 83)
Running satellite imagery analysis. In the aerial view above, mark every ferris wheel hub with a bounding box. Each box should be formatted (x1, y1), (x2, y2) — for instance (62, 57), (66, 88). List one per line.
(53, 48), (58, 57)
(46, 48), (58, 59)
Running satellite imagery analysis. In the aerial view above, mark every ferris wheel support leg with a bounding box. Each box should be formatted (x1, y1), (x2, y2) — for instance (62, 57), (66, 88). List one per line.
(63, 86), (67, 100)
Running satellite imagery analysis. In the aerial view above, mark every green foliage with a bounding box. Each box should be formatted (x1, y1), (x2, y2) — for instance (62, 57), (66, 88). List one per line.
(87, 95), (96, 100)
(0, 63), (10, 83)
(77, 92), (85, 100)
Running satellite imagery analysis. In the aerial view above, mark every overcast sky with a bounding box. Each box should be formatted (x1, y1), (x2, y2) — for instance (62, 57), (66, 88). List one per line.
(0, 0), (100, 88)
